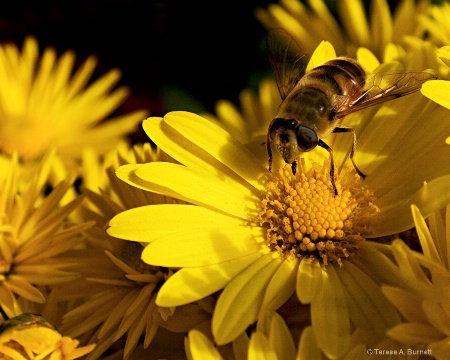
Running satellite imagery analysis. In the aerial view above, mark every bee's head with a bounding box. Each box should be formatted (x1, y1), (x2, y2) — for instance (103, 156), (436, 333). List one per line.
(269, 118), (319, 164)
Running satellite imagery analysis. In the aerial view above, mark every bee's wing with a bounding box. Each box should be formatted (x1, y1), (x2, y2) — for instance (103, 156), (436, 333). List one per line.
(267, 28), (305, 100)
(335, 71), (437, 117)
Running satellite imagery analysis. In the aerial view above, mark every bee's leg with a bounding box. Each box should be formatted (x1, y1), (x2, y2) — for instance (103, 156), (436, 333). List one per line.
(267, 136), (273, 172)
(291, 160), (297, 175)
(318, 140), (338, 195)
(333, 127), (366, 178)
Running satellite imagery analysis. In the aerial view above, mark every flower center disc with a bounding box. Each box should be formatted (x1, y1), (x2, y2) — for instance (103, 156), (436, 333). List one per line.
(258, 163), (378, 266)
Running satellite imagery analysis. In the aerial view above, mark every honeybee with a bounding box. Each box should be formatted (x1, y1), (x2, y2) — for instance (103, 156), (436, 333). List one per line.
(266, 29), (436, 194)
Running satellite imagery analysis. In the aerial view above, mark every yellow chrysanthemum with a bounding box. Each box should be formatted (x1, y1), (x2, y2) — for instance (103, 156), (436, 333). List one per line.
(56, 144), (209, 360)
(108, 42), (450, 358)
(256, 0), (428, 59)
(0, 313), (95, 360)
(381, 204), (450, 360)
(416, 1), (450, 47)
(0, 152), (92, 319)
(0, 37), (147, 166)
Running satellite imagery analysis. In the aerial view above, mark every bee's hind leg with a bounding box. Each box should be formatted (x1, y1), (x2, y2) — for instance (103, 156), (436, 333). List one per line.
(333, 127), (366, 179)
(318, 140), (338, 195)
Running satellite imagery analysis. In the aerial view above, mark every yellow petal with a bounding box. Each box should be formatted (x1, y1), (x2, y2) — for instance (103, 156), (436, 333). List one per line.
(297, 327), (322, 360)
(133, 162), (258, 218)
(421, 80), (450, 110)
(248, 332), (277, 360)
(337, 0), (370, 48)
(370, 0), (393, 56)
(143, 116), (244, 185)
(233, 333), (250, 360)
(311, 265), (351, 359)
(213, 254), (281, 345)
(437, 46), (450, 67)
(392, 0), (417, 43)
(212, 100), (247, 143)
(166, 112), (267, 189)
(356, 47), (380, 73)
(430, 338), (450, 360)
(265, 312), (296, 360)
(144, 112), (267, 191)
(390, 240), (432, 286)
(0, 287), (18, 318)
(141, 224), (262, 267)
(306, 41), (336, 72)
(307, 0), (346, 53)
(4, 275), (45, 303)
(411, 204), (441, 262)
(372, 175), (450, 237)
(115, 163), (158, 192)
(422, 298), (450, 336)
(336, 261), (401, 346)
(109, 204), (251, 243)
(353, 244), (406, 288)
(386, 323), (444, 344)
(186, 330), (223, 360)
(260, 258), (298, 313)
(382, 285), (428, 323)
(156, 252), (262, 307)
(296, 259), (322, 304)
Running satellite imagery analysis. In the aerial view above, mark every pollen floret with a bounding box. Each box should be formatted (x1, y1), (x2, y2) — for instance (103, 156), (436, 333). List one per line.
(259, 163), (378, 266)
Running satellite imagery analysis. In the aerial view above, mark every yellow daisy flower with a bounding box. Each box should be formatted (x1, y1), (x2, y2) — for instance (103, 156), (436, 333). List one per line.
(0, 37), (147, 166)
(0, 152), (91, 319)
(57, 144), (210, 359)
(108, 40), (450, 358)
(381, 204), (450, 360)
(255, 0), (428, 59)
(108, 112), (450, 355)
(0, 313), (95, 360)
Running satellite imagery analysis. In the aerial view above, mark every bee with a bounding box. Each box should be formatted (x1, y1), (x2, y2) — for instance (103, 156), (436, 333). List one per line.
(266, 29), (436, 194)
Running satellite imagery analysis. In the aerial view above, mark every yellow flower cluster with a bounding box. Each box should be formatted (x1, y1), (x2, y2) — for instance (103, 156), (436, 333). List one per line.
(1, 1), (450, 359)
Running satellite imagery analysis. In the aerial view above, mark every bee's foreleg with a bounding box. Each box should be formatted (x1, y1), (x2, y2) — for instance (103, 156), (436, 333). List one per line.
(291, 160), (297, 175)
(318, 140), (338, 195)
(333, 127), (366, 179)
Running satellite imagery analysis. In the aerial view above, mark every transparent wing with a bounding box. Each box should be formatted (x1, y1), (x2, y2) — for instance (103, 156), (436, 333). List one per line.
(336, 71), (437, 117)
(267, 28), (305, 100)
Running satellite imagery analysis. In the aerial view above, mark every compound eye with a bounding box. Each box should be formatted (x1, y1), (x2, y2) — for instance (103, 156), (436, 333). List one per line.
(297, 126), (318, 151)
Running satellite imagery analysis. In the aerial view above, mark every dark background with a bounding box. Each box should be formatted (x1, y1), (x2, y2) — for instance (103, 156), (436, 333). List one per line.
(0, 1), (276, 120)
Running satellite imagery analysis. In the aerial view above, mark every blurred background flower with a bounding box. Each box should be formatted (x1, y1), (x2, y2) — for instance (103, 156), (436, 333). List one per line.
(381, 205), (450, 360)
(52, 144), (210, 359)
(255, 0), (449, 60)
(0, 152), (91, 320)
(0, 37), (147, 167)
(256, 0), (426, 58)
